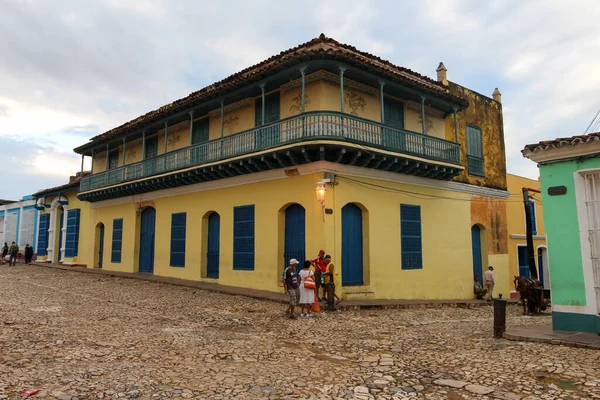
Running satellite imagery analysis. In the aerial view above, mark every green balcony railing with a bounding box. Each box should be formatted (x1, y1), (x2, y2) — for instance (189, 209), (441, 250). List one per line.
(80, 111), (461, 192)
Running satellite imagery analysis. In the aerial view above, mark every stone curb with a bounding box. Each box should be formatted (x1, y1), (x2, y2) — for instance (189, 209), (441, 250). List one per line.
(503, 332), (600, 350)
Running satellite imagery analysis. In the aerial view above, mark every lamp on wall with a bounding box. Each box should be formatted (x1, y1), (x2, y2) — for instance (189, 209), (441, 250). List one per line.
(316, 180), (327, 205)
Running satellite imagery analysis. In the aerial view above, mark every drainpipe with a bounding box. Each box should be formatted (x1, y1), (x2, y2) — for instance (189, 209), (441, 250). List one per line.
(91, 149), (95, 173)
(80, 154), (84, 177)
(420, 96), (426, 135)
(164, 121), (169, 153)
(379, 80), (385, 124)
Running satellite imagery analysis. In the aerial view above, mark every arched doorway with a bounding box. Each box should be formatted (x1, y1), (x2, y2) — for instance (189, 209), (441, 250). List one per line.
(139, 207), (156, 273)
(206, 212), (220, 278)
(342, 203), (363, 286)
(95, 223), (105, 268)
(471, 225), (483, 280)
(284, 204), (305, 271)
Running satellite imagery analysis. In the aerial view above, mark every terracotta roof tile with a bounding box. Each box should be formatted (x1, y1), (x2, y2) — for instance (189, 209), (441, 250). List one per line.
(33, 171), (91, 198)
(523, 132), (600, 154)
(75, 34), (468, 152)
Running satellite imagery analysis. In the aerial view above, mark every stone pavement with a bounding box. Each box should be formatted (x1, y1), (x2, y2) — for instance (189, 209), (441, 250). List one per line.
(505, 325), (600, 350)
(33, 262), (518, 310)
(1, 264), (599, 400)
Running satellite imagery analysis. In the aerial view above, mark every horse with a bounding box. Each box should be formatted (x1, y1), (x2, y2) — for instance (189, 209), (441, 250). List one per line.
(514, 275), (546, 315)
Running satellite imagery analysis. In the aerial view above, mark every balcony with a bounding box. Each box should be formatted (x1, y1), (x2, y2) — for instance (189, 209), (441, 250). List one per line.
(79, 111), (462, 200)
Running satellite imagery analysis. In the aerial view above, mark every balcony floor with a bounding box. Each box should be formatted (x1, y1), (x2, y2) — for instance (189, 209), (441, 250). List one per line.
(79, 141), (462, 202)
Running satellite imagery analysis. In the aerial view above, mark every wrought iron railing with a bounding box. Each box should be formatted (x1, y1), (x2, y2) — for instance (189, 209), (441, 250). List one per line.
(80, 111), (461, 192)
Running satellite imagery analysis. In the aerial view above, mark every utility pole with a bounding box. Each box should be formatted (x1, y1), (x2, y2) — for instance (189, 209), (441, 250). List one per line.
(522, 187), (540, 280)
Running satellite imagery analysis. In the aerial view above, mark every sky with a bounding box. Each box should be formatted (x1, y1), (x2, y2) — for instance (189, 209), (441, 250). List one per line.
(1, 0), (599, 200)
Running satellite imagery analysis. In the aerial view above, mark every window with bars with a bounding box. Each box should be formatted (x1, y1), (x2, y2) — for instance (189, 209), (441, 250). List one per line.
(170, 212), (186, 267)
(466, 125), (484, 176)
(401, 204), (422, 270)
(233, 205), (255, 270)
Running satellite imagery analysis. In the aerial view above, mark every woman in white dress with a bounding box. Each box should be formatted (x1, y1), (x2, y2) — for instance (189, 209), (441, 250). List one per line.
(298, 260), (315, 317)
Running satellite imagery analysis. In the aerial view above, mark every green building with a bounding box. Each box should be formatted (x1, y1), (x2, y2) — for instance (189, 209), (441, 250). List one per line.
(523, 133), (600, 333)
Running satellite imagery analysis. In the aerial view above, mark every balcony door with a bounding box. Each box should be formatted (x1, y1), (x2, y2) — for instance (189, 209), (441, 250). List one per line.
(255, 92), (281, 150)
(382, 98), (405, 150)
(144, 136), (159, 176)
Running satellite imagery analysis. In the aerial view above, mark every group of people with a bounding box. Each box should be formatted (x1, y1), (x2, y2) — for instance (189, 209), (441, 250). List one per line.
(1, 242), (34, 266)
(474, 266), (495, 301)
(281, 250), (341, 319)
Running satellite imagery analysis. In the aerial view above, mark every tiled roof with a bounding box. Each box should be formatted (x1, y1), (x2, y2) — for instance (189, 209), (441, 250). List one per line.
(523, 132), (600, 154)
(75, 34), (468, 152)
(33, 172), (90, 198)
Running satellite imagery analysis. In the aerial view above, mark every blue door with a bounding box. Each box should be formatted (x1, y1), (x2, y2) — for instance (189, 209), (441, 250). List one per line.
(207, 212), (220, 278)
(537, 248), (544, 286)
(284, 204), (305, 271)
(139, 207), (156, 273)
(342, 203), (363, 286)
(471, 225), (482, 280)
(98, 224), (104, 268)
(58, 207), (64, 261)
(518, 245), (530, 278)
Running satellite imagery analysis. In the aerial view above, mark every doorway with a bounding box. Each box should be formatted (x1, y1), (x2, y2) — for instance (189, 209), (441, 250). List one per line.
(96, 223), (105, 268)
(342, 203), (364, 286)
(139, 207), (156, 273)
(283, 204), (305, 272)
(206, 212), (220, 278)
(471, 225), (483, 280)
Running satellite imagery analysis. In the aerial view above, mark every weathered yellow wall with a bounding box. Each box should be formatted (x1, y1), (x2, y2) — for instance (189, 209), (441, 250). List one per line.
(280, 82), (320, 119)
(447, 82), (507, 190)
(209, 99), (256, 140)
(403, 103), (446, 140)
(506, 173), (546, 282)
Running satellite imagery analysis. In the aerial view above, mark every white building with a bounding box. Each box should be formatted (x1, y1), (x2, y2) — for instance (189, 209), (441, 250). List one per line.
(0, 195), (40, 255)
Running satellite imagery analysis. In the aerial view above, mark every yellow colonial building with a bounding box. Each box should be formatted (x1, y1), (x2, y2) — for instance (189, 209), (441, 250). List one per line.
(33, 173), (91, 266)
(60, 35), (510, 300)
(506, 173), (548, 294)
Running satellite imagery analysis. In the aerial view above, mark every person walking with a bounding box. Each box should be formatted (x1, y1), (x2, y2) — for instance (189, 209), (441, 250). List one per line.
(311, 250), (327, 301)
(483, 266), (495, 301)
(283, 259), (300, 319)
(9, 241), (19, 266)
(298, 260), (315, 317)
(24, 244), (34, 265)
(1, 243), (8, 262)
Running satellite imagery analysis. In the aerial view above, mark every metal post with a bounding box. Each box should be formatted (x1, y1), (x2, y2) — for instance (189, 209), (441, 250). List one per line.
(220, 100), (225, 137)
(80, 154), (84, 176)
(420, 96), (426, 134)
(260, 84), (265, 125)
(300, 68), (307, 113)
(164, 122), (168, 153)
(122, 137), (126, 166)
(326, 274), (336, 312)
(91, 149), (95, 173)
(141, 131), (146, 160)
(189, 111), (194, 145)
(379, 81), (385, 124)
(339, 66), (347, 113)
(493, 294), (507, 338)
(453, 107), (459, 143)
(105, 144), (109, 171)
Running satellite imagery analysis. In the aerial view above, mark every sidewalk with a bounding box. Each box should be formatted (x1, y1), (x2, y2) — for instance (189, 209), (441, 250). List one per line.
(32, 262), (518, 310)
(504, 325), (600, 350)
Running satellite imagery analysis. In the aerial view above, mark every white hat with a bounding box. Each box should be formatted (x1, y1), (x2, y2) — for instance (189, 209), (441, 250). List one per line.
(289, 258), (299, 265)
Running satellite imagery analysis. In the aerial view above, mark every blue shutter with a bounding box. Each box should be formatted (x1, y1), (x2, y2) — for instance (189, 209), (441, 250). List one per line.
(108, 151), (120, 170)
(191, 118), (210, 145)
(36, 214), (50, 256)
(111, 218), (123, 263)
(384, 98), (404, 129)
(518, 245), (530, 278)
(233, 205), (255, 270)
(64, 209), (80, 258)
(145, 136), (159, 159)
(466, 125), (484, 176)
(529, 200), (537, 235)
(401, 204), (422, 270)
(170, 212), (186, 267)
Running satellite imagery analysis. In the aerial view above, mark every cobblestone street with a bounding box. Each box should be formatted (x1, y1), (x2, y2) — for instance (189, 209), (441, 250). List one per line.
(1, 266), (599, 400)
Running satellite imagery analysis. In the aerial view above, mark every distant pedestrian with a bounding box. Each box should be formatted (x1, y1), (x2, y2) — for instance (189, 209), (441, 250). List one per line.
(323, 254), (342, 305)
(24, 244), (34, 265)
(298, 260), (315, 317)
(473, 276), (487, 300)
(311, 250), (327, 301)
(9, 242), (19, 266)
(283, 259), (300, 319)
(1, 243), (8, 260)
(483, 266), (495, 301)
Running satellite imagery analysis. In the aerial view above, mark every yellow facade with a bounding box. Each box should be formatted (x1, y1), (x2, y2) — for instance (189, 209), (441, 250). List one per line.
(506, 173), (547, 290)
